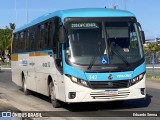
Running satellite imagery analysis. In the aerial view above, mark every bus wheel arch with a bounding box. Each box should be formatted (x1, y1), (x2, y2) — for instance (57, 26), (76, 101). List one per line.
(48, 76), (61, 108)
(22, 71), (30, 95)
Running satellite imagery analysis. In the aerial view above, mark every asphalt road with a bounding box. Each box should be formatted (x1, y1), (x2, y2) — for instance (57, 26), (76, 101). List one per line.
(0, 69), (160, 120)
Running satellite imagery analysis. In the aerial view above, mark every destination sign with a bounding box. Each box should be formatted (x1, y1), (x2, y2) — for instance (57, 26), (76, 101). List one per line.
(71, 23), (99, 29)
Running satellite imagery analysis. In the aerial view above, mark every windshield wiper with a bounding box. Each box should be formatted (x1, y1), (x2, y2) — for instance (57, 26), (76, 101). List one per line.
(87, 56), (97, 70)
(111, 48), (131, 67)
(87, 40), (103, 70)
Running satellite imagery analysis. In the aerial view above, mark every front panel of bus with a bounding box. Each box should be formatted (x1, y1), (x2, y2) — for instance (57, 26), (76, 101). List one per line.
(62, 17), (146, 102)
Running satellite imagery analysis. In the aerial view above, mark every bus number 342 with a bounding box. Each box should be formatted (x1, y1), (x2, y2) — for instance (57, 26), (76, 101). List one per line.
(42, 62), (51, 67)
(89, 75), (97, 80)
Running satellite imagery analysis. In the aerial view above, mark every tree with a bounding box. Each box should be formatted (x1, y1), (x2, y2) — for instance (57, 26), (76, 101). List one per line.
(144, 42), (160, 54)
(144, 42), (160, 64)
(0, 23), (16, 55)
(0, 28), (12, 50)
(9, 23), (16, 30)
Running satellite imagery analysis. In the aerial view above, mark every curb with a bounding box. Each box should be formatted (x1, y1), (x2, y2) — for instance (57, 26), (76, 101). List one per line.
(146, 67), (160, 68)
(0, 68), (11, 70)
(0, 98), (20, 112)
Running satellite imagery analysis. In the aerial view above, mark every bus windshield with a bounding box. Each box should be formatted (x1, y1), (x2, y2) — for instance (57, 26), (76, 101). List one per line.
(65, 18), (144, 66)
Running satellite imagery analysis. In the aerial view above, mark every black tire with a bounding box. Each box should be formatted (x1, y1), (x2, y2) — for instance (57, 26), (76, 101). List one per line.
(49, 81), (61, 108)
(22, 76), (30, 95)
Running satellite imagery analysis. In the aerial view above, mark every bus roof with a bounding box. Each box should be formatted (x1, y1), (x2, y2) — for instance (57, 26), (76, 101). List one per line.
(14, 8), (135, 33)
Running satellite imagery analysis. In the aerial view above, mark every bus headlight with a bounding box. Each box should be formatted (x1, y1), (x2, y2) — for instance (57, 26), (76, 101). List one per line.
(131, 73), (145, 84)
(139, 74), (144, 80)
(70, 76), (88, 87)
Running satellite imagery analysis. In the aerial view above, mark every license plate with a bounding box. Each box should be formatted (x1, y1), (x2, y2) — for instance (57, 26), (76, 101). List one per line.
(105, 90), (118, 95)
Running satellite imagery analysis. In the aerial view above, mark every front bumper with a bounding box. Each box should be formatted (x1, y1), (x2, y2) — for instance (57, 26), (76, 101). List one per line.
(64, 75), (146, 103)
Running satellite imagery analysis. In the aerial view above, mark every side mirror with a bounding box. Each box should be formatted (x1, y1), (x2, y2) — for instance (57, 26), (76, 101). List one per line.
(59, 27), (65, 43)
(137, 22), (145, 44)
(140, 31), (145, 44)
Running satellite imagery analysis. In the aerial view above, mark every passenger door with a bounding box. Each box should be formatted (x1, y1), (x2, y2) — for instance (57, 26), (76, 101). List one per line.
(53, 18), (66, 101)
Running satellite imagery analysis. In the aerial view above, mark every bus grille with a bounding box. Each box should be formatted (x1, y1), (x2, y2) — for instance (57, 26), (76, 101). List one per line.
(90, 90), (130, 99)
(89, 80), (131, 89)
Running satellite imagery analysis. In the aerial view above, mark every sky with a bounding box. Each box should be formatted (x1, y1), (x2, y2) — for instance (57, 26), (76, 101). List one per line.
(0, 0), (159, 39)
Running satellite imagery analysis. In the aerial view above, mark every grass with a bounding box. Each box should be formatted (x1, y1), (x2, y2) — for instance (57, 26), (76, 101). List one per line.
(146, 68), (160, 81)
(0, 61), (11, 68)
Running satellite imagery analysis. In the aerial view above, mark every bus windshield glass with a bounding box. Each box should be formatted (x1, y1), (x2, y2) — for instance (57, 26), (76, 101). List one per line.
(65, 19), (144, 66)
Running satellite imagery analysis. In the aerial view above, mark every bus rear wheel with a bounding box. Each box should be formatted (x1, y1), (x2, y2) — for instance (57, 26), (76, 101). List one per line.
(49, 81), (61, 108)
(22, 76), (30, 95)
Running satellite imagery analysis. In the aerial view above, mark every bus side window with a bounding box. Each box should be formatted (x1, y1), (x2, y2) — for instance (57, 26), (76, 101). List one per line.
(13, 34), (17, 53)
(43, 21), (53, 49)
(37, 25), (40, 50)
(30, 28), (36, 51)
(27, 29), (30, 51)
(24, 31), (26, 51)
(19, 32), (22, 52)
(24, 30), (29, 52)
(44, 22), (48, 48)
(48, 22), (53, 49)
(18, 33), (21, 52)
(41, 25), (43, 49)
(23, 30), (29, 52)
(12, 34), (15, 53)
(37, 24), (45, 50)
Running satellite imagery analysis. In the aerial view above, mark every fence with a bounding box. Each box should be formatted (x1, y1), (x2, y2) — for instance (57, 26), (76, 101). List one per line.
(146, 64), (160, 80)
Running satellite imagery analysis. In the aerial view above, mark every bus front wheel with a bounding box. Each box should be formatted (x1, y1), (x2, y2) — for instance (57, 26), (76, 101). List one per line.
(22, 76), (30, 95)
(49, 82), (61, 108)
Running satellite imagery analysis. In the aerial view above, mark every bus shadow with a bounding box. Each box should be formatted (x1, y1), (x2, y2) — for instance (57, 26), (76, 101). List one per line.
(121, 94), (152, 109)
(63, 94), (152, 112)
(19, 88), (51, 103)
(0, 70), (5, 73)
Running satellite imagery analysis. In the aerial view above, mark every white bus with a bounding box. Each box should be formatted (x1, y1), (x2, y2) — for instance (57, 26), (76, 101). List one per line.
(11, 8), (146, 108)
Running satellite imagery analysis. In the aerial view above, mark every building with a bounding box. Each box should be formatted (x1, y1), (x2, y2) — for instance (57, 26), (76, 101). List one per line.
(144, 38), (160, 46)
